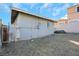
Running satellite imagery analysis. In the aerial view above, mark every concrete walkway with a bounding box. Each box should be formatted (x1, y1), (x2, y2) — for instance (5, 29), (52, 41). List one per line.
(0, 34), (79, 56)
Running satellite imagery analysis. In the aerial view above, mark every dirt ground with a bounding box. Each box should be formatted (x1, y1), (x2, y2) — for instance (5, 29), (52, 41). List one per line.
(0, 33), (79, 56)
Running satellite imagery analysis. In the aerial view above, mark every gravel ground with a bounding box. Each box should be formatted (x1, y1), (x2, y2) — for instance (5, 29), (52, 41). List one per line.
(0, 33), (79, 56)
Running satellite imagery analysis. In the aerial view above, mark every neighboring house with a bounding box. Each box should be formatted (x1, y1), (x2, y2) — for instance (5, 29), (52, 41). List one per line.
(68, 4), (79, 23)
(64, 4), (79, 33)
(10, 8), (55, 41)
(54, 4), (79, 33)
(54, 19), (68, 30)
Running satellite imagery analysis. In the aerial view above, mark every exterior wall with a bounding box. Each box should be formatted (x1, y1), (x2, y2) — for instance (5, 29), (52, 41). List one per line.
(54, 5), (79, 33)
(38, 19), (54, 37)
(10, 12), (54, 41)
(65, 5), (79, 33)
(68, 5), (79, 22)
(9, 25), (16, 42)
(54, 19), (68, 30)
(17, 13), (39, 40)
(9, 16), (18, 42)
(64, 20), (79, 33)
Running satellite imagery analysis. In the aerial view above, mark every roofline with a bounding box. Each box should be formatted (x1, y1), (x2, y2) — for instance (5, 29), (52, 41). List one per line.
(11, 7), (56, 23)
(68, 4), (79, 9)
(59, 19), (68, 21)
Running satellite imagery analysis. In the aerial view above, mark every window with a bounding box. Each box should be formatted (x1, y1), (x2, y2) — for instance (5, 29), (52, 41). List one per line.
(47, 22), (52, 27)
(77, 7), (79, 12)
(37, 22), (41, 29)
(47, 22), (50, 27)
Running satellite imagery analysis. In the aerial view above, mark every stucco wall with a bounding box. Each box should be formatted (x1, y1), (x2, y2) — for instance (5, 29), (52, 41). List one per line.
(10, 12), (54, 41)
(68, 5), (79, 21)
(65, 5), (79, 33)
(54, 20), (79, 33)
(64, 20), (79, 33)
(55, 5), (79, 33)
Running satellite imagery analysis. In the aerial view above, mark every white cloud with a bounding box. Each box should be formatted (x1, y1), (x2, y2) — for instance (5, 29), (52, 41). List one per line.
(12, 3), (21, 8)
(52, 12), (59, 16)
(40, 3), (53, 10)
(52, 8), (61, 17)
(26, 3), (38, 9)
(60, 15), (68, 19)
(73, 3), (79, 6)
(52, 3), (79, 19)
(30, 3), (37, 9)
(52, 4), (71, 17)
(0, 3), (10, 13)
(41, 3), (49, 8)
(39, 3), (53, 13)
(60, 4), (71, 10)
(40, 3), (71, 16)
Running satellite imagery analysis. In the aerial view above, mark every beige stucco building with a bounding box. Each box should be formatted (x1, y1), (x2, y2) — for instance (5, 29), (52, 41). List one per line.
(68, 4), (79, 22)
(54, 19), (68, 30)
(10, 8), (55, 41)
(65, 4), (79, 33)
(54, 4), (79, 33)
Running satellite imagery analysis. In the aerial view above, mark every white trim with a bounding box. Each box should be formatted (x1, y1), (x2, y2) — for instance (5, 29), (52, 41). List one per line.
(12, 7), (55, 22)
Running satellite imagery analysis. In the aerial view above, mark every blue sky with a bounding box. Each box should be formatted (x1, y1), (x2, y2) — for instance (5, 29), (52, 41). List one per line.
(0, 3), (78, 25)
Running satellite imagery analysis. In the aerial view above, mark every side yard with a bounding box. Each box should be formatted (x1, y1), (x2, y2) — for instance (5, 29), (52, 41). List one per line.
(0, 34), (79, 56)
